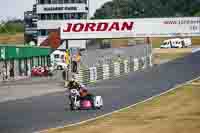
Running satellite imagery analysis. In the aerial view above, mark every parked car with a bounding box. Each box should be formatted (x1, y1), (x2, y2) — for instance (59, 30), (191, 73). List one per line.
(55, 62), (69, 70)
(160, 38), (192, 48)
(31, 66), (52, 77)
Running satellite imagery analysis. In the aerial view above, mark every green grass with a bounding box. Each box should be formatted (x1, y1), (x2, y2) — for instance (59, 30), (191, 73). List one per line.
(154, 53), (188, 60)
(0, 33), (24, 44)
(0, 22), (24, 34)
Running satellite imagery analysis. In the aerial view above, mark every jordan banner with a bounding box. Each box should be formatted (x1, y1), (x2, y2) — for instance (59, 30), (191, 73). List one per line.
(61, 17), (200, 39)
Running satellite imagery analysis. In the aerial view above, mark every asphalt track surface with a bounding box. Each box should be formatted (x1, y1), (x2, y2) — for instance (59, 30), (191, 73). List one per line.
(1, 51), (200, 133)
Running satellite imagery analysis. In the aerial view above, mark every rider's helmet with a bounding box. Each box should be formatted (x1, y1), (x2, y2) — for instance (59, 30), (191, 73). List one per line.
(80, 84), (86, 90)
(80, 84), (88, 93)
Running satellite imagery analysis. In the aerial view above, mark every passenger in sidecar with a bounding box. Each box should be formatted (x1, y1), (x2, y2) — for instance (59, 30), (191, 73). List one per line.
(67, 81), (103, 110)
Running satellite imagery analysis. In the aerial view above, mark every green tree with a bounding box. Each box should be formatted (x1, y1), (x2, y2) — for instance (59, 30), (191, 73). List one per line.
(194, 11), (200, 16)
(0, 19), (24, 34)
(92, 0), (200, 19)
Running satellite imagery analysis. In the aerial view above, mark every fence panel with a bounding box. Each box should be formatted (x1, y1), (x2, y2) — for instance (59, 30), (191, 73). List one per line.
(70, 55), (153, 85)
(82, 69), (90, 85)
(89, 67), (97, 83)
(0, 60), (4, 81)
(103, 64), (110, 80)
(124, 60), (129, 73)
(134, 58), (139, 71)
(97, 66), (103, 81)
(109, 63), (115, 79)
(114, 62), (120, 77)
(120, 62), (125, 75)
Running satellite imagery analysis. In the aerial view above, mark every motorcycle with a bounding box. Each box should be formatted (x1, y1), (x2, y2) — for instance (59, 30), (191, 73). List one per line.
(68, 88), (103, 111)
(31, 66), (52, 77)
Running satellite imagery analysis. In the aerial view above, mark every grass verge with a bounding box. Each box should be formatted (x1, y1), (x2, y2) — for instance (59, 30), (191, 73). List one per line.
(0, 33), (24, 44)
(46, 79), (200, 133)
(154, 52), (189, 61)
(153, 48), (191, 64)
(151, 37), (200, 48)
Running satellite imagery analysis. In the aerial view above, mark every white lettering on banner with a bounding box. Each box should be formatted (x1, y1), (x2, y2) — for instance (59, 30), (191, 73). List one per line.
(37, 4), (87, 14)
(163, 19), (200, 33)
(44, 7), (77, 11)
(63, 22), (134, 32)
(163, 20), (200, 25)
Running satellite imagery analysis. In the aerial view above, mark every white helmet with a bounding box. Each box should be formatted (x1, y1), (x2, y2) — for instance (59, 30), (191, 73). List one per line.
(80, 84), (85, 88)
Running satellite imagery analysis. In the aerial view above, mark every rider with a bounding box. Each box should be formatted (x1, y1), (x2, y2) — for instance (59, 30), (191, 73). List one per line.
(79, 84), (94, 107)
(67, 78), (80, 91)
(66, 78), (81, 108)
(67, 79), (94, 106)
(79, 84), (88, 96)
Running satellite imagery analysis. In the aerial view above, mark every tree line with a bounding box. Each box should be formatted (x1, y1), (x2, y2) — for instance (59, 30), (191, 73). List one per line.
(92, 0), (200, 19)
(0, 19), (24, 34)
(1, 0), (200, 34)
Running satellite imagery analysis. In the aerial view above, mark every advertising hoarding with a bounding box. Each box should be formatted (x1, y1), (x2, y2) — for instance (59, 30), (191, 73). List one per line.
(60, 17), (200, 39)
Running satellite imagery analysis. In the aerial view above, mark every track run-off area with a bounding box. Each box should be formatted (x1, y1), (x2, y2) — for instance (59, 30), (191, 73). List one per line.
(1, 51), (200, 133)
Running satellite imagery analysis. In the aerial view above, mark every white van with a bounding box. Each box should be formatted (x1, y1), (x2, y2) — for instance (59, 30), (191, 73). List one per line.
(50, 50), (68, 70)
(182, 38), (192, 47)
(160, 38), (192, 48)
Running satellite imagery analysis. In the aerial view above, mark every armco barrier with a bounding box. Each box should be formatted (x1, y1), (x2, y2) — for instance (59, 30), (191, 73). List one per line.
(103, 64), (109, 80)
(134, 58), (139, 71)
(89, 67), (97, 83)
(129, 61), (134, 72)
(97, 66), (103, 81)
(109, 63), (115, 79)
(114, 62), (120, 77)
(120, 62), (125, 75)
(73, 56), (152, 85)
(124, 60), (129, 74)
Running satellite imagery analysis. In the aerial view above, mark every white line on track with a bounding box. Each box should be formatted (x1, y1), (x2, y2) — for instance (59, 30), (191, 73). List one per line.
(37, 76), (200, 133)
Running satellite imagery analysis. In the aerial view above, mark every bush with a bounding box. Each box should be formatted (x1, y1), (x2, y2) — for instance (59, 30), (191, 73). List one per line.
(0, 21), (24, 34)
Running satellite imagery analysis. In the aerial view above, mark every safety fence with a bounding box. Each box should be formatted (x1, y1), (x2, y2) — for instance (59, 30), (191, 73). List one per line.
(80, 44), (152, 68)
(73, 55), (152, 85)
(0, 56), (51, 81)
(0, 46), (52, 81)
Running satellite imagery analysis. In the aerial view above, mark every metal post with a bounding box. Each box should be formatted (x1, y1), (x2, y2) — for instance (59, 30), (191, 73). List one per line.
(148, 37), (153, 66)
(66, 39), (72, 73)
(149, 37), (153, 56)
(65, 40), (70, 81)
(87, 0), (90, 19)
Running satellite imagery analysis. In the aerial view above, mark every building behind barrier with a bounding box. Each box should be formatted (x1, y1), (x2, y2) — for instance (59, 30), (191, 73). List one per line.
(0, 45), (52, 79)
(25, 0), (89, 49)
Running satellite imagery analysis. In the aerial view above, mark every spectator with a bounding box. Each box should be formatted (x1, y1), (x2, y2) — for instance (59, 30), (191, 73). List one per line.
(72, 55), (77, 73)
(0, 68), (2, 81)
(62, 70), (66, 80)
(2, 65), (7, 81)
(9, 67), (14, 80)
(73, 61), (77, 73)
(76, 51), (81, 73)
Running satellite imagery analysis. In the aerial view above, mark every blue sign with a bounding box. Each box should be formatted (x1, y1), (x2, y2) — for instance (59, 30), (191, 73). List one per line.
(70, 47), (79, 57)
